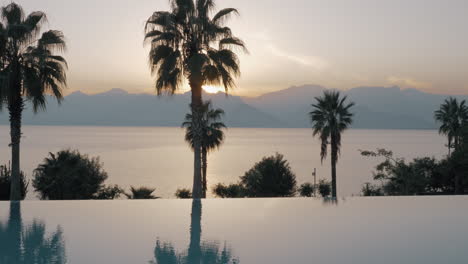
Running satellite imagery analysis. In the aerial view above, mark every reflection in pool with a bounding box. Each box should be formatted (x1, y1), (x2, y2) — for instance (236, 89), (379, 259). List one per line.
(0, 197), (467, 263)
(151, 200), (238, 264)
(0, 202), (66, 264)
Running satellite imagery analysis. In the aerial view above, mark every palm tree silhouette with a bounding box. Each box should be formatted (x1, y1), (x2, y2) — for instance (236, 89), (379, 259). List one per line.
(310, 91), (354, 198)
(0, 202), (66, 263)
(182, 101), (226, 198)
(434, 97), (468, 155)
(151, 200), (238, 264)
(144, 0), (246, 198)
(0, 3), (67, 200)
(125, 186), (158, 199)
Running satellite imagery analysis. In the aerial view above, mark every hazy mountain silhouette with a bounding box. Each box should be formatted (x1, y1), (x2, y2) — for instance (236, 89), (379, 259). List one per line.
(0, 85), (466, 129)
(245, 85), (468, 129)
(0, 88), (283, 128)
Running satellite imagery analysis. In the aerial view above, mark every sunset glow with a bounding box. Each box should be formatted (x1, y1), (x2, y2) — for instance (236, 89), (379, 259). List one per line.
(203, 85), (225, 94)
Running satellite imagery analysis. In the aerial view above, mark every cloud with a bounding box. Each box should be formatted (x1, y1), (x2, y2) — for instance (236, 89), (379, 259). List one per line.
(387, 76), (432, 89)
(266, 44), (328, 70)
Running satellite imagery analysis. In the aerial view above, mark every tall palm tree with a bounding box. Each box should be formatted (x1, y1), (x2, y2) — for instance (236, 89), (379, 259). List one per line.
(0, 3), (67, 200)
(144, 0), (246, 198)
(434, 97), (468, 155)
(182, 101), (226, 198)
(310, 90), (354, 198)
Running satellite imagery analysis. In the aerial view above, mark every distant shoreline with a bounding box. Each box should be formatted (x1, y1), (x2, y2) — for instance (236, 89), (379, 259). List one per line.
(0, 124), (439, 131)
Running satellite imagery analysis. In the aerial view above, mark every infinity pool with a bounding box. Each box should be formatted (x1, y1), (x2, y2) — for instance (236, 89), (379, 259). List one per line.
(0, 197), (467, 263)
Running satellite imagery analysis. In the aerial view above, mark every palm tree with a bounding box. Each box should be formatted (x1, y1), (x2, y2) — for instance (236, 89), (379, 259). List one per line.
(310, 90), (354, 198)
(182, 101), (226, 198)
(125, 186), (158, 199)
(434, 97), (468, 155)
(144, 0), (246, 198)
(0, 3), (67, 200)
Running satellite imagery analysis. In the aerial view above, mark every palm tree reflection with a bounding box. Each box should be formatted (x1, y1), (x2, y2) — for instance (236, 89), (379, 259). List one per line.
(0, 202), (66, 264)
(151, 200), (239, 264)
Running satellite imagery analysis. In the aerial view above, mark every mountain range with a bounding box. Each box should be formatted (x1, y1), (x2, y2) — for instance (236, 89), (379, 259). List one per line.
(0, 85), (466, 129)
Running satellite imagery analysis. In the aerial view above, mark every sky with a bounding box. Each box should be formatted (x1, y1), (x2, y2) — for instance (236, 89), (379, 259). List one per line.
(10, 0), (468, 96)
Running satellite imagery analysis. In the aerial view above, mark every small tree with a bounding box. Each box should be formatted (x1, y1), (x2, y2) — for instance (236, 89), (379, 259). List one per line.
(125, 186), (158, 199)
(298, 183), (315, 197)
(213, 154), (297, 198)
(175, 188), (192, 199)
(0, 163), (28, 200)
(318, 179), (331, 198)
(33, 150), (109, 200)
(240, 153), (297, 197)
(213, 183), (246, 198)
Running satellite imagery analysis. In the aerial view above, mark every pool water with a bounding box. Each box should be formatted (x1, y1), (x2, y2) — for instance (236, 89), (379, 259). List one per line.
(0, 196), (467, 263)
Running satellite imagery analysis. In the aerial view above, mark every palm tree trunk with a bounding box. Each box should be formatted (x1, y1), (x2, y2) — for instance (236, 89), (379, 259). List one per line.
(202, 147), (207, 198)
(331, 136), (338, 198)
(6, 202), (22, 263)
(448, 137), (451, 156)
(190, 77), (203, 199)
(188, 199), (202, 263)
(8, 96), (23, 201)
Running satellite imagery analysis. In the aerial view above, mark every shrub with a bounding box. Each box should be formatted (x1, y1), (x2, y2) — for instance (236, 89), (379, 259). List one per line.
(33, 150), (109, 200)
(125, 186), (158, 199)
(0, 163), (28, 200)
(175, 188), (192, 199)
(361, 182), (383, 196)
(95, 185), (125, 199)
(240, 153), (297, 197)
(299, 182), (315, 197)
(213, 183), (246, 198)
(318, 179), (331, 198)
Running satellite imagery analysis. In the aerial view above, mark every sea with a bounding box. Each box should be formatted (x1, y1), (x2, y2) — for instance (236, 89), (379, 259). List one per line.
(0, 126), (446, 199)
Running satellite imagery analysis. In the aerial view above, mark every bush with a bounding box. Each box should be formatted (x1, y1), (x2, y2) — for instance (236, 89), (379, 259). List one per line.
(95, 185), (125, 199)
(361, 182), (383, 196)
(33, 150), (110, 200)
(0, 163), (28, 200)
(240, 153), (297, 197)
(299, 182), (315, 197)
(125, 186), (158, 199)
(175, 188), (192, 199)
(213, 183), (246, 198)
(318, 179), (331, 198)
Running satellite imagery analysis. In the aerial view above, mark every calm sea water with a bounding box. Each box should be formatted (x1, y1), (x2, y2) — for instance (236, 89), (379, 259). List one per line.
(0, 126), (446, 199)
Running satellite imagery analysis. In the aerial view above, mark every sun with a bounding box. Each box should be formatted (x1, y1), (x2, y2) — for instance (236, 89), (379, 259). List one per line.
(202, 85), (225, 94)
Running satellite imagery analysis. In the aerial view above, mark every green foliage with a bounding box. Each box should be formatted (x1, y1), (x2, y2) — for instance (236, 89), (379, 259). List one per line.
(213, 154), (297, 198)
(32, 150), (110, 200)
(212, 183), (245, 198)
(240, 153), (297, 197)
(94, 185), (124, 200)
(175, 188), (192, 199)
(125, 186), (158, 199)
(310, 90), (355, 163)
(0, 163), (28, 200)
(182, 101), (226, 152)
(360, 147), (468, 195)
(0, 2), (68, 111)
(318, 179), (331, 197)
(144, 0), (246, 94)
(434, 97), (468, 153)
(298, 182), (315, 197)
(361, 183), (383, 196)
